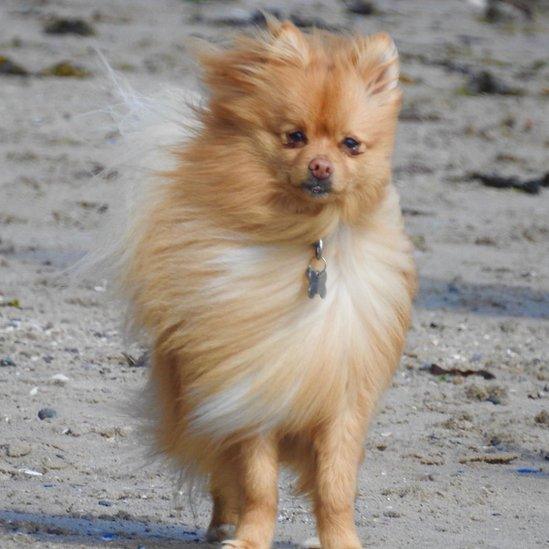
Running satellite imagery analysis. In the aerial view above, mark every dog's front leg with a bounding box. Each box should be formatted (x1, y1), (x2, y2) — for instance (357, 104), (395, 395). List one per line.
(222, 435), (279, 549)
(312, 414), (365, 549)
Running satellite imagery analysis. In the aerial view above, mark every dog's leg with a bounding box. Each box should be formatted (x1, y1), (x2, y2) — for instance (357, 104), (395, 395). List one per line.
(312, 415), (364, 549)
(206, 456), (239, 542)
(222, 435), (278, 549)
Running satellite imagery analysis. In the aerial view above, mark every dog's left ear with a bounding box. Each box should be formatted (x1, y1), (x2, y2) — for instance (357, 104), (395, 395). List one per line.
(350, 33), (400, 95)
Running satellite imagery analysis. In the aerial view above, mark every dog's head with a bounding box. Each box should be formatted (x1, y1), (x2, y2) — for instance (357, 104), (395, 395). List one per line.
(190, 20), (402, 238)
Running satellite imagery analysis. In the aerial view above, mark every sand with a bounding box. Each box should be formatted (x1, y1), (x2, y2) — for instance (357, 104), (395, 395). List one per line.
(1, 0), (548, 547)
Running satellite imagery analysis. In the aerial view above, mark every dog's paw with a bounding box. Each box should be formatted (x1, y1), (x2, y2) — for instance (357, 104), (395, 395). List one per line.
(300, 537), (321, 548)
(206, 523), (236, 542)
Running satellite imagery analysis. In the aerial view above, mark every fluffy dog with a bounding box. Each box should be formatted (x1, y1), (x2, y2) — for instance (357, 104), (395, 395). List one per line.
(114, 19), (416, 549)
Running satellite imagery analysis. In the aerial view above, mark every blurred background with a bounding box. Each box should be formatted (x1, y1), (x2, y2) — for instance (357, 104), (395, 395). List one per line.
(0, 1), (548, 547)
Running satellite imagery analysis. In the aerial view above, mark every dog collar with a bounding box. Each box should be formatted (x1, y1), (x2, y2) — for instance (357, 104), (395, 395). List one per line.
(306, 240), (327, 299)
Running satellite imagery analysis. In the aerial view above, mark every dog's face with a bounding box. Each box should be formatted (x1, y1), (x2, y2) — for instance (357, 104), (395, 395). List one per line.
(196, 21), (402, 229)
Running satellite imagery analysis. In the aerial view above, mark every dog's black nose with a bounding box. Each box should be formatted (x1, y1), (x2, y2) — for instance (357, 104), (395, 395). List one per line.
(302, 177), (332, 196)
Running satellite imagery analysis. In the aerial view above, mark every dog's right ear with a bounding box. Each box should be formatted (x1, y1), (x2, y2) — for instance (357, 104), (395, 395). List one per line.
(194, 18), (310, 97)
(264, 17), (310, 66)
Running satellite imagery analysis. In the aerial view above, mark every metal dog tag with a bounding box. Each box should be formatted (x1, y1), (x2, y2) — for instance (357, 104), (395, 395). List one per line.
(306, 239), (327, 299)
(306, 265), (327, 299)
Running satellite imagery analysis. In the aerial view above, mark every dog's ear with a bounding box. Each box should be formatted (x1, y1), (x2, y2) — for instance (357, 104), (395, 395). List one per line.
(265, 17), (310, 66)
(350, 33), (400, 95)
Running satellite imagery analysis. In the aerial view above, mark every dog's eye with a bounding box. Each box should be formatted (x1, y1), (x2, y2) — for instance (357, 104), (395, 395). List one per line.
(287, 131), (307, 147)
(342, 137), (361, 154)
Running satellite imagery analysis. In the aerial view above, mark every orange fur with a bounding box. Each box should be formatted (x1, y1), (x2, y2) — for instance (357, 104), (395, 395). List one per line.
(117, 20), (416, 549)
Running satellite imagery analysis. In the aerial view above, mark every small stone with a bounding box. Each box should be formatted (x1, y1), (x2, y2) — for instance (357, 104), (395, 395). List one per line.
(44, 18), (96, 36)
(534, 410), (549, 426)
(38, 408), (57, 420)
(50, 373), (70, 385)
(98, 500), (112, 507)
(0, 56), (29, 76)
(0, 357), (16, 367)
(7, 444), (32, 457)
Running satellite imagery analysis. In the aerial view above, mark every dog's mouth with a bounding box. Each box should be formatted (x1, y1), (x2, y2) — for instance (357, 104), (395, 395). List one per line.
(300, 178), (332, 199)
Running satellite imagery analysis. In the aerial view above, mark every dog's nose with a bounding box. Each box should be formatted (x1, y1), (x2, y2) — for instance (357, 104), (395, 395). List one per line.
(308, 157), (334, 180)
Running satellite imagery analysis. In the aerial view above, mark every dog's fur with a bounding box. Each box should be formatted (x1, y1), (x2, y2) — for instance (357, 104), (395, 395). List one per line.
(114, 20), (416, 549)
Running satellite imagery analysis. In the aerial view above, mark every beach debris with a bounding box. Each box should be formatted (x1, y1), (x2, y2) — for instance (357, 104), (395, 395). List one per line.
(19, 468), (43, 477)
(515, 467), (546, 476)
(0, 298), (21, 308)
(40, 61), (91, 78)
(0, 357), (16, 367)
(421, 363), (495, 380)
(399, 108), (441, 123)
(0, 55), (29, 76)
(38, 408), (58, 420)
(459, 452), (518, 464)
(481, 0), (535, 23)
(464, 70), (522, 95)
(466, 171), (549, 195)
(465, 384), (507, 405)
(534, 410), (549, 426)
(345, 1), (377, 16)
(122, 351), (149, 368)
(44, 18), (96, 36)
(407, 453), (445, 465)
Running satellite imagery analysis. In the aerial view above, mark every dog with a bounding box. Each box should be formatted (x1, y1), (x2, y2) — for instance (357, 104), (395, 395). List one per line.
(112, 18), (416, 549)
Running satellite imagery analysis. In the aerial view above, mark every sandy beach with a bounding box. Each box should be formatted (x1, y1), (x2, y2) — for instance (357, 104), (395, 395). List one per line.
(1, 0), (548, 547)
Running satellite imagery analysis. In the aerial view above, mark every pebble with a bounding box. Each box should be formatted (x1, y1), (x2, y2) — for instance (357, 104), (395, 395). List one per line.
(534, 410), (549, 426)
(346, 1), (377, 16)
(98, 500), (112, 507)
(44, 17), (96, 36)
(50, 373), (70, 385)
(6, 443), (32, 457)
(465, 70), (521, 96)
(38, 407), (57, 420)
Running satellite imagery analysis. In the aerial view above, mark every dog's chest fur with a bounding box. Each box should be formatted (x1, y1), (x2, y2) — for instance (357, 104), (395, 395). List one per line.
(182, 194), (414, 437)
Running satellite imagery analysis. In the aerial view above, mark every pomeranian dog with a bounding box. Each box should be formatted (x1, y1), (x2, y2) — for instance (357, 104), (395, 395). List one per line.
(112, 18), (416, 549)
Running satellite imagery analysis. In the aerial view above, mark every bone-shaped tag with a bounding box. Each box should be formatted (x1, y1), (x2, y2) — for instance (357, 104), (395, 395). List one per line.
(306, 266), (327, 299)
